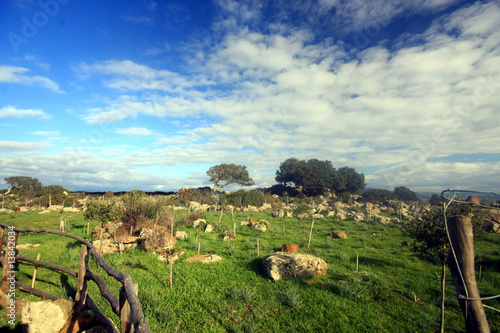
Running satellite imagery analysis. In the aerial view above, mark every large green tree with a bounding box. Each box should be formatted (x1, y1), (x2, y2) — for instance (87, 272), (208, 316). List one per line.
(394, 186), (419, 202)
(333, 166), (366, 194)
(207, 164), (255, 191)
(4, 176), (43, 194)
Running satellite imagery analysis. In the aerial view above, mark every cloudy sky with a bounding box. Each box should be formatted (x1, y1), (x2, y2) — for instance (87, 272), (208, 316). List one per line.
(1, 0), (499, 193)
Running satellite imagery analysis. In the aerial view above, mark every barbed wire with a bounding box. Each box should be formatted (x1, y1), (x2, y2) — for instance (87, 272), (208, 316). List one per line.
(441, 189), (500, 314)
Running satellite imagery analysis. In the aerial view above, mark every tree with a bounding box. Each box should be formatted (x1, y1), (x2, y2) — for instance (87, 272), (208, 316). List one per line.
(207, 164), (254, 191)
(402, 203), (484, 333)
(394, 186), (419, 202)
(4, 176), (43, 195)
(361, 188), (397, 204)
(333, 166), (366, 194)
(42, 185), (70, 195)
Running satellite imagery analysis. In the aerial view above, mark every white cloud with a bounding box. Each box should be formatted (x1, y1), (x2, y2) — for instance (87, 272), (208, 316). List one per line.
(30, 131), (60, 136)
(0, 65), (63, 93)
(0, 141), (50, 152)
(0, 105), (50, 119)
(116, 127), (158, 136)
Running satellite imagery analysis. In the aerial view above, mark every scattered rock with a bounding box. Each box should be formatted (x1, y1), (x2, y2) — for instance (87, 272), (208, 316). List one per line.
(252, 223), (267, 232)
(374, 215), (391, 225)
(139, 224), (176, 252)
(273, 209), (285, 218)
(16, 243), (41, 250)
(240, 221), (249, 226)
(205, 224), (215, 233)
(262, 252), (328, 281)
(281, 244), (299, 253)
(174, 230), (189, 240)
(466, 196), (481, 206)
(329, 230), (347, 239)
(223, 235), (236, 241)
(38, 210), (52, 215)
(192, 218), (206, 228)
(92, 239), (137, 255)
(297, 213), (308, 219)
(312, 213), (324, 219)
(186, 254), (222, 264)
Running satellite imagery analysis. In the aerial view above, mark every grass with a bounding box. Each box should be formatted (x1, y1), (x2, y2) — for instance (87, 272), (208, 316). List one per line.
(0, 209), (499, 332)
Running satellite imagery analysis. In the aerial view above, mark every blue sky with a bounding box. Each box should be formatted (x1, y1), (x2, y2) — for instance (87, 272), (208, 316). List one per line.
(1, 0), (499, 193)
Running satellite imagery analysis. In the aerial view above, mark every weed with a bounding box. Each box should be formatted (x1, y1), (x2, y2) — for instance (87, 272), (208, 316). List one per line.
(228, 286), (256, 303)
(277, 286), (302, 308)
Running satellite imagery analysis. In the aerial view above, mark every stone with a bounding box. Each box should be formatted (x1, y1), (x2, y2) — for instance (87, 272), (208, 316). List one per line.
(466, 196), (480, 206)
(192, 218), (206, 228)
(312, 213), (324, 219)
(205, 224), (215, 233)
(223, 235), (236, 241)
(352, 213), (365, 221)
(116, 235), (139, 244)
(92, 239), (137, 255)
(250, 220), (259, 226)
(174, 230), (189, 240)
(38, 210), (52, 215)
(273, 209), (285, 218)
(484, 215), (500, 233)
(252, 223), (267, 232)
(186, 254), (222, 264)
(330, 230), (347, 239)
(22, 299), (74, 333)
(61, 315), (88, 333)
(281, 244), (299, 252)
(139, 224), (177, 252)
(240, 220), (249, 226)
(261, 203), (272, 210)
(106, 221), (123, 235)
(297, 213), (308, 219)
(263, 252), (328, 281)
(374, 215), (391, 225)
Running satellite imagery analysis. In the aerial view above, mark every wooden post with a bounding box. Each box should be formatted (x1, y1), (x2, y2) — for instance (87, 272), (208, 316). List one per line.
(232, 210), (235, 237)
(120, 283), (138, 333)
(218, 209), (224, 227)
(356, 254), (359, 272)
(75, 245), (89, 310)
(87, 222), (90, 235)
(447, 216), (489, 333)
(307, 220), (315, 249)
(1, 231), (18, 293)
(257, 237), (260, 258)
(31, 253), (41, 288)
(169, 260), (173, 289)
(198, 242), (200, 255)
(49, 195), (51, 208)
(99, 224), (104, 255)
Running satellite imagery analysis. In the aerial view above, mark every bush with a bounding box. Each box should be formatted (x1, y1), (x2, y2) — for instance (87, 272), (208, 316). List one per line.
(361, 189), (398, 204)
(84, 198), (124, 223)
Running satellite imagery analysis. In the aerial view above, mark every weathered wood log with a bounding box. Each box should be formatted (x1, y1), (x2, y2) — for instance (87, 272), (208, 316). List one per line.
(75, 245), (89, 310)
(447, 216), (490, 333)
(15, 281), (59, 301)
(13, 255), (77, 277)
(120, 282), (138, 333)
(86, 295), (120, 333)
(123, 275), (150, 333)
(85, 270), (120, 316)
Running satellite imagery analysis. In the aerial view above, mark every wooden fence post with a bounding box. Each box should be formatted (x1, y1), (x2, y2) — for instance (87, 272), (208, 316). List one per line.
(120, 283), (139, 333)
(447, 216), (490, 333)
(75, 245), (89, 311)
(307, 220), (315, 249)
(31, 253), (41, 288)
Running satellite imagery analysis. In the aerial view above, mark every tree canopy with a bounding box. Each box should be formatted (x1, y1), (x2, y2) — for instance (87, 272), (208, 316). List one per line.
(207, 164), (255, 191)
(275, 158), (365, 195)
(394, 186), (419, 202)
(4, 176), (43, 194)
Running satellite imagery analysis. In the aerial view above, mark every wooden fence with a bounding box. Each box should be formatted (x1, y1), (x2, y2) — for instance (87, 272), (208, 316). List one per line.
(0, 223), (150, 333)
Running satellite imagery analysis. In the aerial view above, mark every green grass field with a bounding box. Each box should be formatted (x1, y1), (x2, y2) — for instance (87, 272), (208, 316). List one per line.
(1, 210), (499, 332)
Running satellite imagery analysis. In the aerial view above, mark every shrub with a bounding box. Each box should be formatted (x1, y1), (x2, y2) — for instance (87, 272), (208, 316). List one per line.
(84, 198), (124, 223)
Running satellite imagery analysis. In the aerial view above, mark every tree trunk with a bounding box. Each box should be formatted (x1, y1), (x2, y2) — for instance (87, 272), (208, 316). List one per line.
(447, 216), (489, 333)
(440, 262), (446, 333)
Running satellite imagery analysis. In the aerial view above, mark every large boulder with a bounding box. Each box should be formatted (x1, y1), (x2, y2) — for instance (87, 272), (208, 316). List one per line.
(22, 299), (74, 333)
(374, 215), (391, 225)
(262, 252), (328, 281)
(484, 214), (500, 233)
